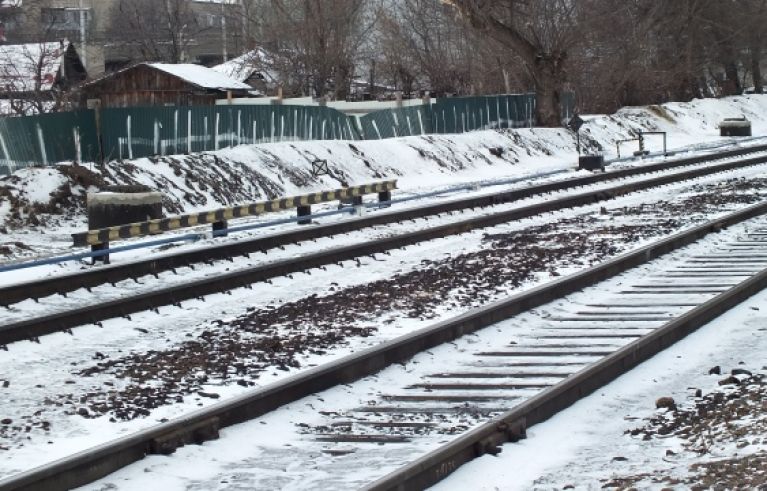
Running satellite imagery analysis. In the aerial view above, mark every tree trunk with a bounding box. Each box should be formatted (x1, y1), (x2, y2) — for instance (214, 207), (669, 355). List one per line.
(723, 61), (742, 96)
(752, 48), (763, 93)
(531, 55), (565, 127)
(334, 62), (352, 100)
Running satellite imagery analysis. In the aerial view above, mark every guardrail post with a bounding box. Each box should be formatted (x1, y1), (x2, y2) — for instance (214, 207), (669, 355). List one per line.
(378, 190), (392, 208)
(212, 220), (228, 237)
(297, 205), (312, 225)
(92, 242), (109, 264)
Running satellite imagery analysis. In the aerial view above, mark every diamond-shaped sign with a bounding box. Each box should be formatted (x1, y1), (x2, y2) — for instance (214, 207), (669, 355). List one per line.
(568, 114), (584, 132)
(311, 159), (330, 177)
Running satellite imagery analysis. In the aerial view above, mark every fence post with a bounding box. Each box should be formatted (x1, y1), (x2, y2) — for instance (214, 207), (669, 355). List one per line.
(86, 99), (105, 164)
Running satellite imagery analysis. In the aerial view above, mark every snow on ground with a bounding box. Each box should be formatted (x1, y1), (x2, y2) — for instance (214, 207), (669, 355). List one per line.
(69, 209), (767, 491)
(432, 287), (767, 491)
(1, 94), (767, 265)
(0, 157), (764, 312)
(0, 96), (765, 486)
(1, 163), (765, 482)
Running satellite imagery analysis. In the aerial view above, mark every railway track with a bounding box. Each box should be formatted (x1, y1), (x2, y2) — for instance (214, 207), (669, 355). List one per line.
(3, 197), (767, 491)
(3, 143), (767, 307)
(4, 147), (767, 346)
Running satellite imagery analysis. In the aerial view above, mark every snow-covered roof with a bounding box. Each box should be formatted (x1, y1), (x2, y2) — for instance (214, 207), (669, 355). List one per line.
(212, 49), (278, 85)
(147, 63), (252, 91)
(0, 41), (69, 93)
(351, 78), (396, 91)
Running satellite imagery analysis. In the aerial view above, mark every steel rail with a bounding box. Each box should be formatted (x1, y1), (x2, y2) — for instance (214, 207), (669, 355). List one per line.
(3, 152), (767, 346)
(1, 199), (766, 491)
(364, 246), (767, 491)
(2, 143), (767, 307)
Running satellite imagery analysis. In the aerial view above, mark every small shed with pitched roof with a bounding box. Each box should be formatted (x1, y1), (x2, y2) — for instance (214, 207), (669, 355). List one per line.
(81, 62), (253, 108)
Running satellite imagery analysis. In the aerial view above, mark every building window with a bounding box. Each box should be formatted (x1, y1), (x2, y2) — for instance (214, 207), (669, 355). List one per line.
(41, 8), (90, 33)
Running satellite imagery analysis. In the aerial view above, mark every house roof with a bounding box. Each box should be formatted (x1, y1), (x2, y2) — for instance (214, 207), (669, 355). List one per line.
(0, 41), (70, 93)
(212, 49), (278, 85)
(351, 78), (396, 91)
(147, 63), (252, 91)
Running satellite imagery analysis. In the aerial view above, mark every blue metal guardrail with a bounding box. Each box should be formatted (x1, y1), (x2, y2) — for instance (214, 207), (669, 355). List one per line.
(72, 180), (397, 247)
(0, 168), (568, 274)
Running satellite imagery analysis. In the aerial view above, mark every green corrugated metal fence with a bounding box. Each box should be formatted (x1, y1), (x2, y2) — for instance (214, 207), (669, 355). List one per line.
(0, 110), (99, 175)
(358, 93), (574, 139)
(99, 105), (362, 161)
(430, 94), (536, 134)
(0, 92), (575, 175)
(358, 105), (432, 139)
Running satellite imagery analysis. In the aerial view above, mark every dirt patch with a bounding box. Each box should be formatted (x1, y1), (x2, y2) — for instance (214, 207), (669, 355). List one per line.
(58, 164), (107, 190)
(0, 241), (30, 257)
(604, 367), (767, 489)
(647, 104), (677, 123)
(98, 154), (288, 214)
(0, 173), (82, 228)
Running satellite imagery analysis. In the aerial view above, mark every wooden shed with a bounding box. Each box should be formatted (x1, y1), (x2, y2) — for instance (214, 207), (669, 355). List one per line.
(82, 62), (253, 108)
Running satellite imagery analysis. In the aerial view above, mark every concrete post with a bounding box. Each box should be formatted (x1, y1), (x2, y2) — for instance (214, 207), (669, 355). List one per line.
(87, 187), (163, 264)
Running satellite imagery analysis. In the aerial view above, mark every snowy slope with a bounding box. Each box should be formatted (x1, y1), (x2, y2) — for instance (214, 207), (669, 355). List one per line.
(1, 94), (766, 254)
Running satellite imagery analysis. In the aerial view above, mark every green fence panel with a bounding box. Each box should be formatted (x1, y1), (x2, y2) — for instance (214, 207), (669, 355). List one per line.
(560, 91), (576, 124)
(359, 105), (433, 139)
(0, 92), (575, 175)
(99, 104), (362, 161)
(0, 110), (99, 175)
(431, 94), (537, 134)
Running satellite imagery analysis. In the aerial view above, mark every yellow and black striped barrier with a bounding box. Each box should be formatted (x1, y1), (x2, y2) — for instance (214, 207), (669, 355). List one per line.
(72, 180), (397, 247)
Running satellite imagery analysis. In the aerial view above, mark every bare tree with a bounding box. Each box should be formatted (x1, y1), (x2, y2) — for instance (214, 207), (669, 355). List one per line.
(251, 0), (377, 100)
(0, 41), (84, 115)
(559, 0), (767, 112)
(110, 0), (211, 63)
(379, 0), (473, 96)
(739, 0), (767, 93)
(442, 0), (580, 126)
(568, 0), (679, 111)
(710, 0), (767, 95)
(0, 2), (88, 116)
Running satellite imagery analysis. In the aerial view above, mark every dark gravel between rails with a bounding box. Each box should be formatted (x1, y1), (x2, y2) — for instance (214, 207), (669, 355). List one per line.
(2, 175), (766, 451)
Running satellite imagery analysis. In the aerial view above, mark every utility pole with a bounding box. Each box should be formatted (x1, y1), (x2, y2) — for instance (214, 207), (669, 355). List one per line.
(241, 0), (247, 48)
(78, 0), (87, 68)
(221, 1), (228, 61)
